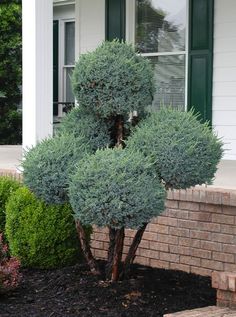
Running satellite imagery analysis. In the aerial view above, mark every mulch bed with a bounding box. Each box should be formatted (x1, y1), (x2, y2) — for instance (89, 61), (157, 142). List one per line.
(0, 262), (216, 317)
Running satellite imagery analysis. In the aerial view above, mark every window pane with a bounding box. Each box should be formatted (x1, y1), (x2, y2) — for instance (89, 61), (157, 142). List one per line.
(65, 22), (75, 65)
(136, 0), (186, 53)
(65, 67), (74, 102)
(149, 55), (185, 109)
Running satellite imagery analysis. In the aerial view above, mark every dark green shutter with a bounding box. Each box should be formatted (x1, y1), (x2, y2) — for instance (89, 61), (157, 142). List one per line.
(106, 0), (126, 41)
(188, 0), (214, 124)
(53, 20), (59, 116)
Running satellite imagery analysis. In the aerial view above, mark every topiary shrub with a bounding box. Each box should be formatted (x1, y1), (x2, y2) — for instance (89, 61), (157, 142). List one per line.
(126, 108), (223, 189)
(21, 42), (154, 278)
(0, 177), (21, 233)
(69, 148), (166, 229)
(23, 40), (223, 282)
(5, 187), (81, 269)
(22, 134), (92, 204)
(72, 40), (154, 120)
(57, 107), (112, 151)
(69, 148), (166, 280)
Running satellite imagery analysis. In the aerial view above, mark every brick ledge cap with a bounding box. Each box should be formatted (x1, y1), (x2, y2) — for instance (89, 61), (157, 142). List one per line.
(167, 187), (236, 207)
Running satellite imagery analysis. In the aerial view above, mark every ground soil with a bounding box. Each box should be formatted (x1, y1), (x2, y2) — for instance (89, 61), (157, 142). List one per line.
(0, 262), (216, 317)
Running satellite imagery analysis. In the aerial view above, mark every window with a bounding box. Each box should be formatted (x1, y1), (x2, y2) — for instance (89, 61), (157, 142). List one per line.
(63, 21), (75, 104)
(134, 0), (187, 109)
(53, 19), (75, 118)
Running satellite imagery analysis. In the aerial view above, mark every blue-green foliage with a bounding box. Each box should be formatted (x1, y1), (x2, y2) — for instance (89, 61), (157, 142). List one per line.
(0, 177), (21, 232)
(5, 187), (80, 269)
(23, 134), (91, 204)
(126, 108), (224, 189)
(72, 41), (154, 120)
(69, 148), (166, 229)
(57, 107), (112, 151)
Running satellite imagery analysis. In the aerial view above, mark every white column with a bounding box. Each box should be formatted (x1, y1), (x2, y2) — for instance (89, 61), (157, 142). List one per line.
(22, 0), (53, 149)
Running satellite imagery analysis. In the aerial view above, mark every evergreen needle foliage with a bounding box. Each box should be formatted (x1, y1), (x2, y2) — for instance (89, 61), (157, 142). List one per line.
(72, 40), (154, 120)
(57, 107), (112, 151)
(126, 108), (224, 189)
(69, 148), (166, 229)
(23, 134), (92, 204)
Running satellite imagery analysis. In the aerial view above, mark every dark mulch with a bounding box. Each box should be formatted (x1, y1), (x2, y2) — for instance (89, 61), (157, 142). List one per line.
(0, 262), (216, 317)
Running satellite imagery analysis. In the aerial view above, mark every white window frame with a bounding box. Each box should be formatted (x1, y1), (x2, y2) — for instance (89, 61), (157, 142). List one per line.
(53, 0), (75, 6)
(126, 0), (189, 110)
(58, 18), (75, 117)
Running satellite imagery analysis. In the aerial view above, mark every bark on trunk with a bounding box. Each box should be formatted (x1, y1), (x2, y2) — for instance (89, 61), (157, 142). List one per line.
(105, 227), (116, 280)
(75, 220), (100, 275)
(111, 228), (125, 282)
(115, 115), (124, 148)
(120, 223), (147, 279)
(106, 115), (125, 281)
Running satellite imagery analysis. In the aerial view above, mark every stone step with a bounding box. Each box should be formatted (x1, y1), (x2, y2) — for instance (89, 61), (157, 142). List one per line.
(164, 306), (236, 317)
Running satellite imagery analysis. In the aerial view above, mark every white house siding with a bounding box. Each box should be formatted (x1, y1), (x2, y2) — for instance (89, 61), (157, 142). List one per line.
(75, 0), (105, 57)
(213, 0), (236, 160)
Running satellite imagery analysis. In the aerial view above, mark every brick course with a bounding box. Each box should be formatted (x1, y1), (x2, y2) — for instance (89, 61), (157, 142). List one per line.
(212, 271), (236, 309)
(91, 187), (236, 276)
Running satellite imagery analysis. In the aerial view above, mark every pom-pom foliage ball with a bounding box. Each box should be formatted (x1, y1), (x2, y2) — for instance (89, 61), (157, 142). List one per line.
(126, 108), (223, 189)
(57, 107), (112, 151)
(69, 148), (166, 229)
(72, 40), (154, 120)
(23, 134), (92, 204)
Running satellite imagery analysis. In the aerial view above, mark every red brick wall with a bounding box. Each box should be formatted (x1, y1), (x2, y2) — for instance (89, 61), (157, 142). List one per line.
(91, 187), (236, 276)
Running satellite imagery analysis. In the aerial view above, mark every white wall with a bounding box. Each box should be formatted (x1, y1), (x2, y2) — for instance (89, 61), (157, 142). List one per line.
(213, 0), (236, 160)
(75, 0), (105, 57)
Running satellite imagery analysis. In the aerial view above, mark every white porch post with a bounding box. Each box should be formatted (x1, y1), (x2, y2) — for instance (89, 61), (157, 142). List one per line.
(22, 0), (53, 150)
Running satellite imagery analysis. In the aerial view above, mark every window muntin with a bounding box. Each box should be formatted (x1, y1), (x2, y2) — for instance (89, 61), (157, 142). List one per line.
(135, 0), (187, 109)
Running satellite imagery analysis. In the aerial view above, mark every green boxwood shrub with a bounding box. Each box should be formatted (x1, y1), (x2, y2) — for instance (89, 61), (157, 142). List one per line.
(5, 187), (81, 269)
(57, 106), (111, 151)
(0, 177), (21, 232)
(22, 134), (92, 204)
(72, 41), (154, 120)
(126, 108), (223, 189)
(69, 148), (166, 229)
